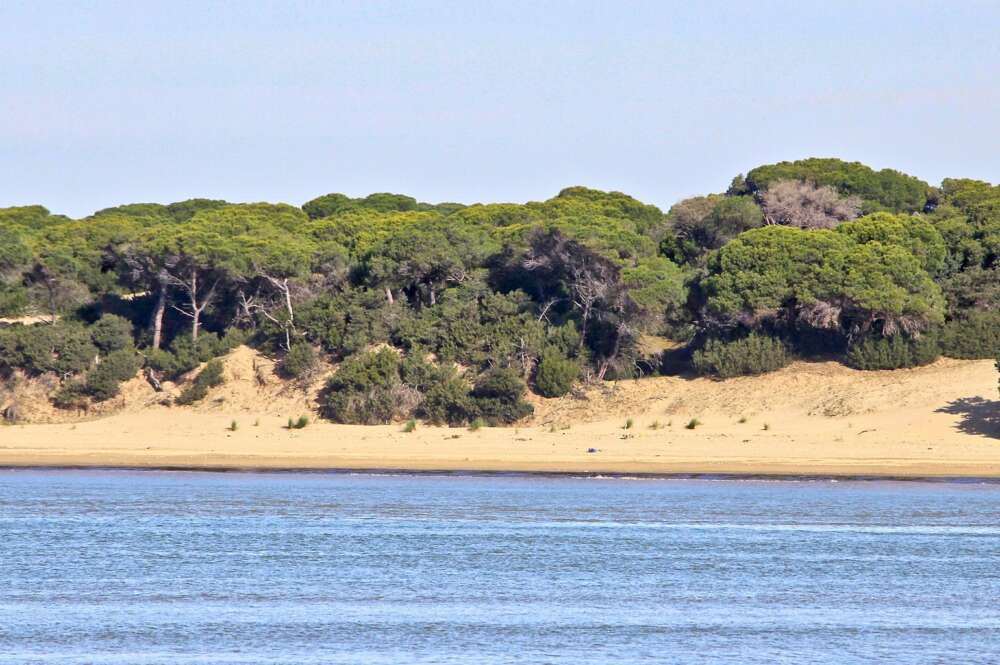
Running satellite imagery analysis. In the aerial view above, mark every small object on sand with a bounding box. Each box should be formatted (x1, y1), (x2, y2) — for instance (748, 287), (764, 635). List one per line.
(587, 447), (598, 454)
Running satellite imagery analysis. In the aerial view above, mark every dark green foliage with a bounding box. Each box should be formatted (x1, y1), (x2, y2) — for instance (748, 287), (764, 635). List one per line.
(938, 310), (1000, 360)
(298, 289), (393, 358)
(0, 323), (96, 377)
(938, 267), (1000, 319)
(845, 333), (940, 370)
(146, 333), (237, 379)
(420, 376), (477, 426)
(321, 349), (409, 424)
(175, 359), (225, 405)
(89, 315), (135, 354)
(393, 287), (547, 371)
(692, 334), (790, 378)
(469, 367), (534, 425)
(744, 158), (930, 213)
(534, 351), (579, 397)
(280, 343), (317, 379)
(52, 381), (89, 410)
(85, 349), (142, 401)
(662, 194), (764, 264)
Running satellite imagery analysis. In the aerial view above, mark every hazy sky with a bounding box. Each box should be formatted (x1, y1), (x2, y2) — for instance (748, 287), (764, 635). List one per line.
(3, 0), (999, 217)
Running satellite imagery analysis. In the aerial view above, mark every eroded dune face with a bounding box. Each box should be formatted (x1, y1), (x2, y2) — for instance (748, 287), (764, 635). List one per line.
(4, 344), (992, 428)
(2, 349), (997, 478)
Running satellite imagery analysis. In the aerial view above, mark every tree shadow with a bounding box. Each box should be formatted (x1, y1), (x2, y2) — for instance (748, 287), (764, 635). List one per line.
(936, 397), (1000, 439)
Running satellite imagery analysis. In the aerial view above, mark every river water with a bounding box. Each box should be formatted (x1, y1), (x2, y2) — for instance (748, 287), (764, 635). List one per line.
(1, 470), (999, 664)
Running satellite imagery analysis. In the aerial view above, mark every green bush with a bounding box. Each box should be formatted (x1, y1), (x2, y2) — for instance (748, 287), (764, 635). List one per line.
(469, 367), (533, 425)
(89, 315), (134, 354)
(280, 343), (318, 379)
(692, 334), (790, 378)
(420, 376), (476, 426)
(175, 359), (225, 405)
(845, 333), (940, 370)
(0, 323), (96, 377)
(52, 381), (89, 410)
(938, 310), (1000, 359)
(85, 349), (142, 401)
(147, 333), (236, 379)
(321, 349), (406, 424)
(533, 352), (579, 397)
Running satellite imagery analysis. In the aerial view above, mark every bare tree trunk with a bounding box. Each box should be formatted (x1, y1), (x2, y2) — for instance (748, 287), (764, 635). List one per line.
(170, 269), (217, 343)
(189, 270), (200, 341)
(150, 280), (167, 350)
(261, 275), (296, 351)
(385, 287), (394, 305)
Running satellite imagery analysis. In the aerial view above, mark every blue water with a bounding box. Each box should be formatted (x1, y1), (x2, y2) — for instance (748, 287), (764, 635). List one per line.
(1, 471), (999, 664)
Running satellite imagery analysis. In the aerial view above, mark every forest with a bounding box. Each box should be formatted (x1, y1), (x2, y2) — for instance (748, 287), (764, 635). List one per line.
(1, 157), (998, 425)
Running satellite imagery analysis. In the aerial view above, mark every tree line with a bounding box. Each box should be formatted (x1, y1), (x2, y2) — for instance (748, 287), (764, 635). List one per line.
(1, 157), (998, 424)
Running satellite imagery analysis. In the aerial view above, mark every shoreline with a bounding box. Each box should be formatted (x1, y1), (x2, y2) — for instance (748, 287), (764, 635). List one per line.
(3, 463), (1000, 483)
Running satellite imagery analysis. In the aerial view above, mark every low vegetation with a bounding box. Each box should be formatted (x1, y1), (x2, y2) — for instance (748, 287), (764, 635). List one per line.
(175, 360), (225, 405)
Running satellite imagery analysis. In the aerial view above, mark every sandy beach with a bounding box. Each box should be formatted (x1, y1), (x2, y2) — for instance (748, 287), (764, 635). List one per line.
(1, 350), (997, 478)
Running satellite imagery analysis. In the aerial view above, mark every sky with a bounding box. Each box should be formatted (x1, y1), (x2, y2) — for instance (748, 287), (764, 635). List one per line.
(2, 0), (999, 218)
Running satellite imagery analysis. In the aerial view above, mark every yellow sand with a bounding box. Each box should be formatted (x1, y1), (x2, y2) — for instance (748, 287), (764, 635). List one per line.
(0, 348), (997, 477)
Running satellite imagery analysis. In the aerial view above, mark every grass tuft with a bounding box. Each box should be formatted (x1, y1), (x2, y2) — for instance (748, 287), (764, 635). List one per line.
(468, 417), (485, 432)
(402, 419), (417, 433)
(228, 419), (238, 432)
(685, 418), (701, 430)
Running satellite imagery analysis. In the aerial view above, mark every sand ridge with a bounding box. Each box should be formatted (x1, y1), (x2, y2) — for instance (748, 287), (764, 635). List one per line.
(0, 346), (997, 477)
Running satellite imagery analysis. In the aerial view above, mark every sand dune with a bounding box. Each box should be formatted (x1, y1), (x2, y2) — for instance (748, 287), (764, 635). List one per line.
(0, 347), (997, 477)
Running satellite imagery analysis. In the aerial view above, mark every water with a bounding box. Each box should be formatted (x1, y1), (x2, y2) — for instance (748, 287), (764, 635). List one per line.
(2, 470), (999, 664)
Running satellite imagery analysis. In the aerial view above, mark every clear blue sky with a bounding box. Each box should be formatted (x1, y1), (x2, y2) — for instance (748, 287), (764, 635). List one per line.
(2, 0), (999, 217)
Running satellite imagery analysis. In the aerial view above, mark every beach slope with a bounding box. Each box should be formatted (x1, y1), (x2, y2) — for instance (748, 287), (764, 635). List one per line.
(1, 355), (997, 477)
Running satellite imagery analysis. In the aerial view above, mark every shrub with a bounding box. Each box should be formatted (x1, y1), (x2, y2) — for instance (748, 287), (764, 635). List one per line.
(685, 418), (701, 429)
(0, 323), (96, 377)
(420, 376), (476, 426)
(402, 419), (416, 433)
(469, 367), (533, 425)
(287, 415), (309, 429)
(175, 359), (225, 405)
(89, 315), (134, 354)
(52, 381), (89, 410)
(693, 334), (790, 378)
(938, 310), (1000, 360)
(280, 343), (318, 379)
(321, 349), (405, 424)
(148, 333), (235, 379)
(468, 417), (485, 431)
(845, 333), (939, 370)
(533, 351), (579, 397)
(85, 349), (142, 401)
